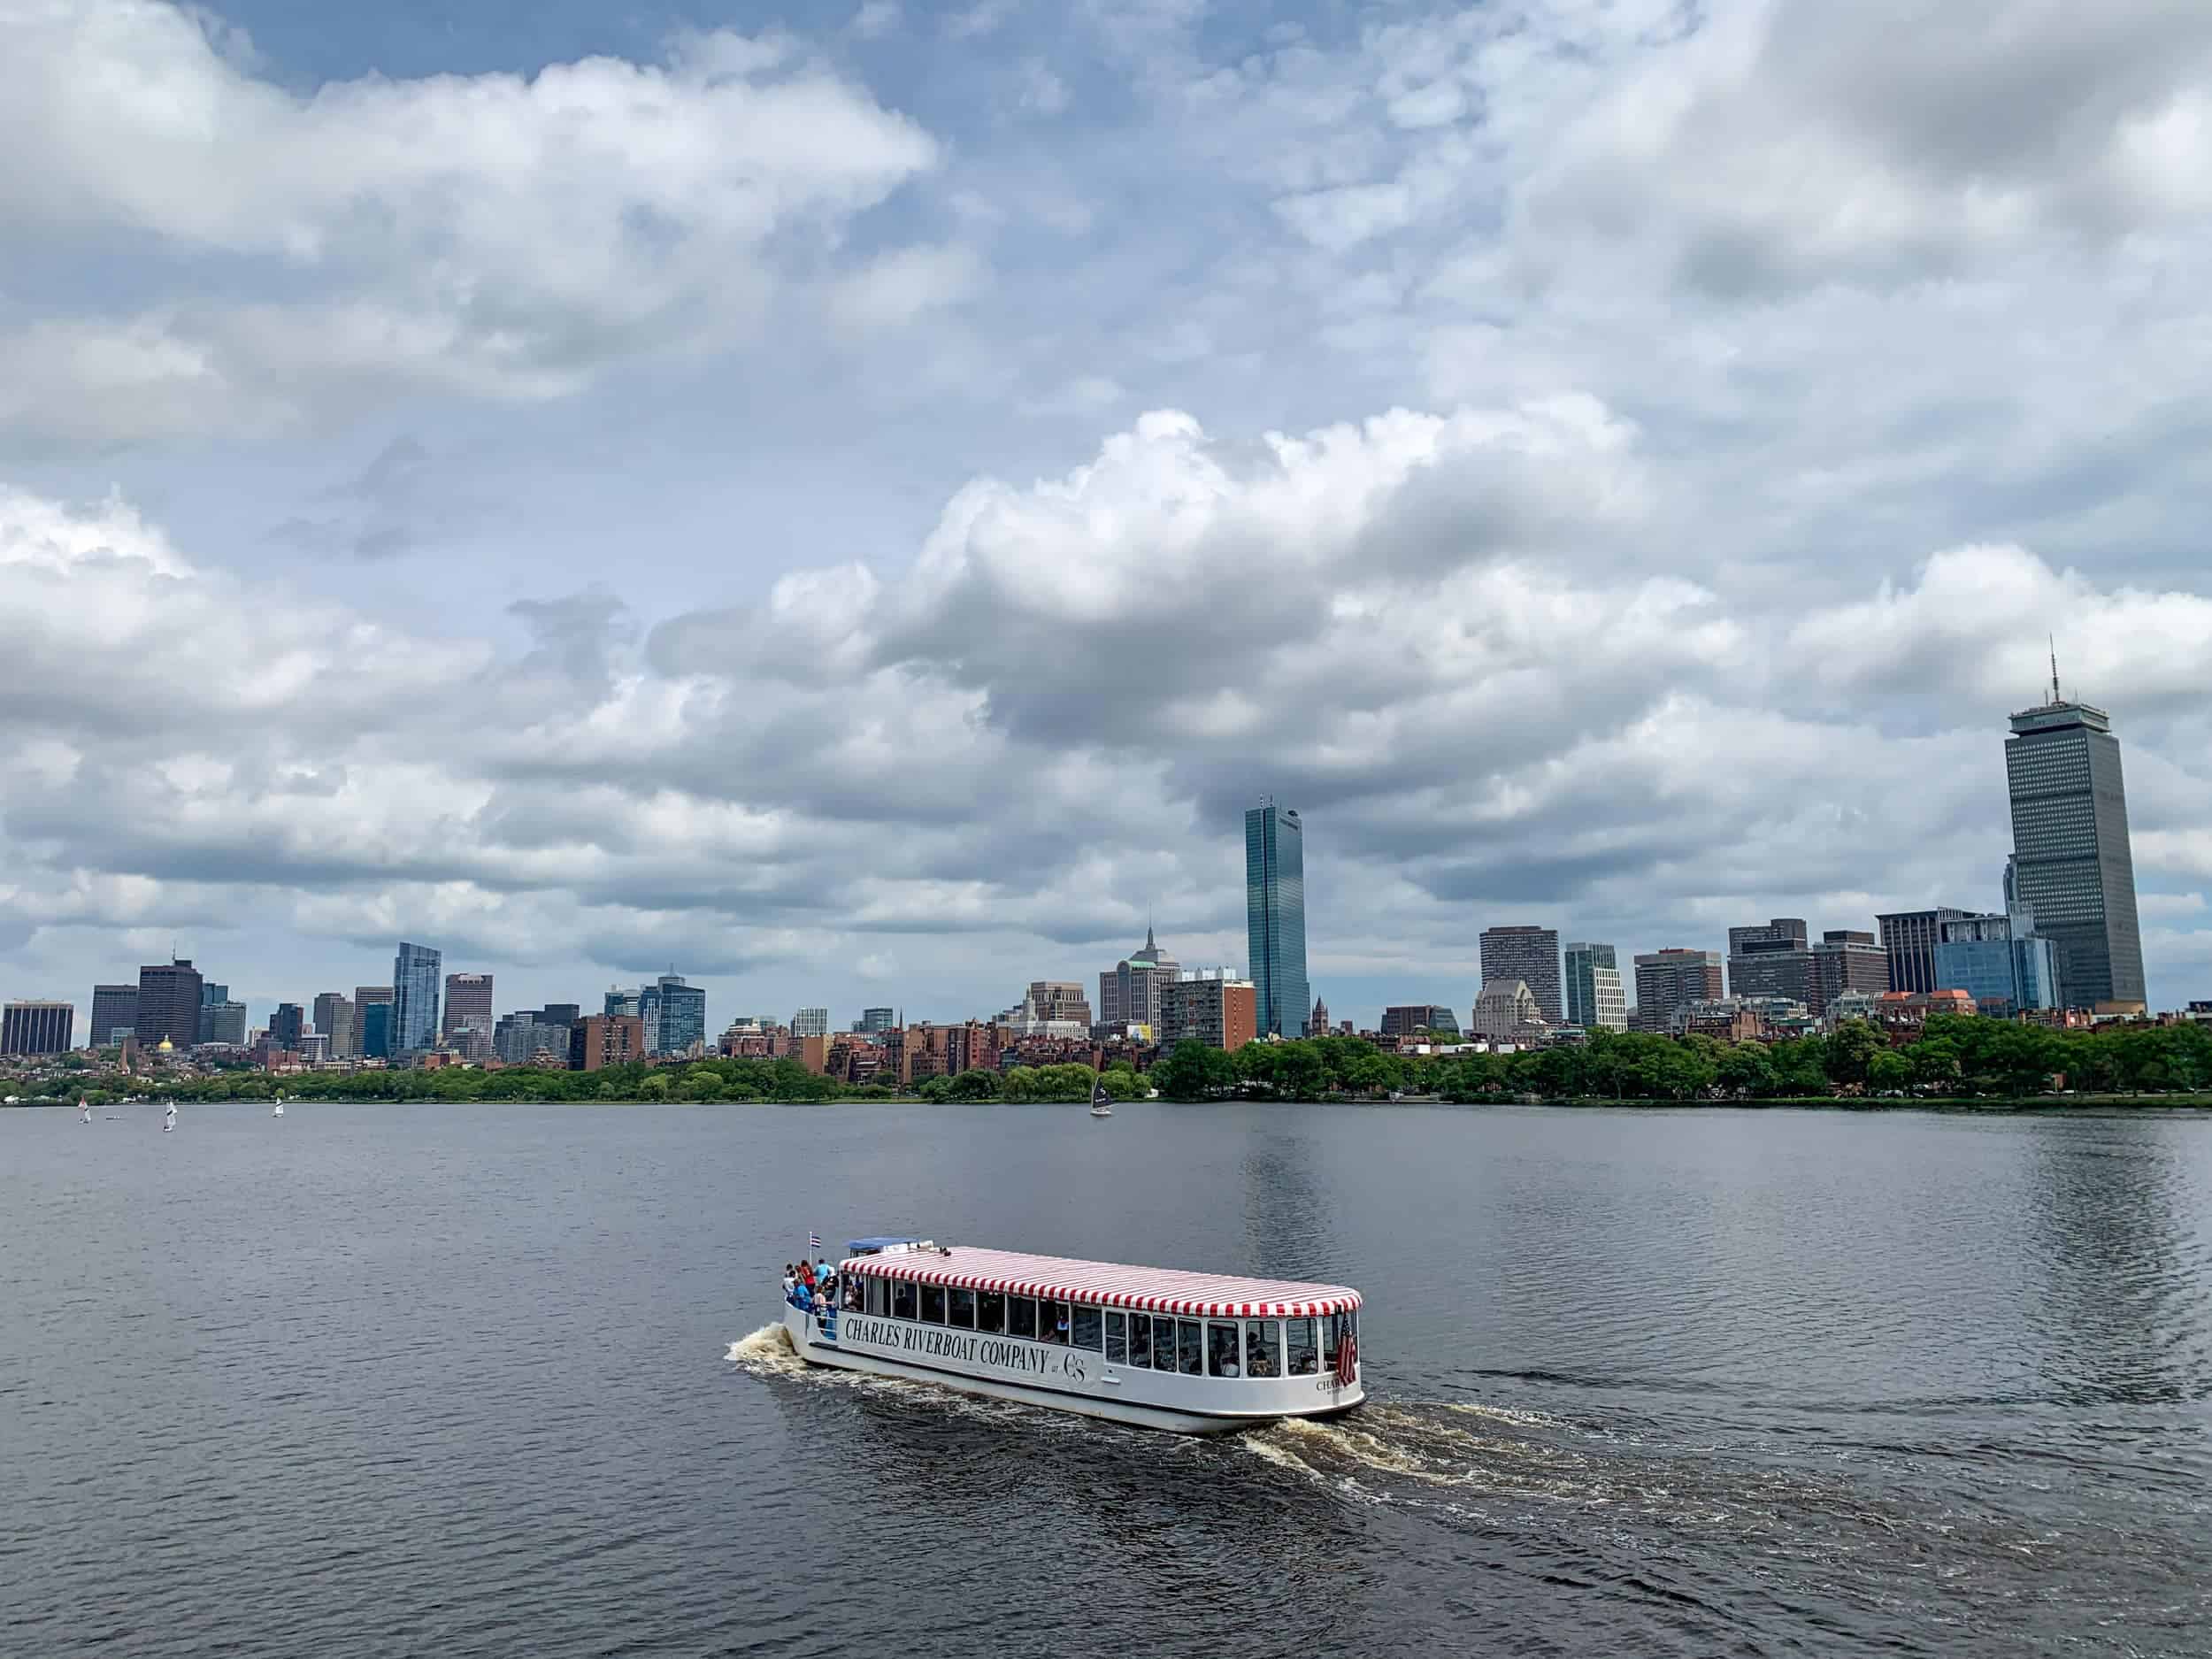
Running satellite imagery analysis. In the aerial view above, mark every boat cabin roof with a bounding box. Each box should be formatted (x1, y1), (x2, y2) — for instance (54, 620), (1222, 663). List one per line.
(838, 1243), (1361, 1319)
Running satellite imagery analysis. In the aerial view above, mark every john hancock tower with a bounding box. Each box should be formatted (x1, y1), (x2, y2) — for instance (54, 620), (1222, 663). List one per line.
(1245, 798), (1310, 1038)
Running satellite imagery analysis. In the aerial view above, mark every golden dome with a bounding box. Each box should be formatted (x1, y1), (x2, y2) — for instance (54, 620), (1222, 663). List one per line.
(156, 1037), (174, 1052)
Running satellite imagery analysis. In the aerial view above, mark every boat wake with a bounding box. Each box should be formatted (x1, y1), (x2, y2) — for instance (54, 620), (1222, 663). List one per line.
(726, 1323), (806, 1377)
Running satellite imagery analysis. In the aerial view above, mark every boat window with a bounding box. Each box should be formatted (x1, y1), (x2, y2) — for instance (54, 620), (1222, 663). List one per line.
(1177, 1319), (1203, 1376)
(1322, 1310), (1355, 1369)
(1245, 1319), (1280, 1379)
(1008, 1296), (1037, 1340)
(866, 1277), (887, 1317)
(949, 1287), (976, 1329)
(1105, 1311), (1126, 1364)
(976, 1290), (1005, 1333)
(1208, 1322), (1242, 1378)
(1071, 1304), (1102, 1351)
(919, 1284), (946, 1324)
(842, 1277), (864, 1313)
(1041, 1300), (1069, 1344)
(892, 1279), (918, 1320)
(1128, 1313), (1153, 1369)
(1285, 1317), (1318, 1375)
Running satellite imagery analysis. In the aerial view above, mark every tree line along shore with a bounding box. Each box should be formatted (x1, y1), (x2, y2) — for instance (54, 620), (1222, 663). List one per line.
(9, 1018), (2211, 1109)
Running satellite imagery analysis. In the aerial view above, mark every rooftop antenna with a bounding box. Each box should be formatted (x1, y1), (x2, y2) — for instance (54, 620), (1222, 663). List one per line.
(2048, 634), (2062, 704)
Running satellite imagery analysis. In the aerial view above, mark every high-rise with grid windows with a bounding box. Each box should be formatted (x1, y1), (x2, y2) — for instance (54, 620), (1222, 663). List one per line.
(2006, 669), (2145, 1011)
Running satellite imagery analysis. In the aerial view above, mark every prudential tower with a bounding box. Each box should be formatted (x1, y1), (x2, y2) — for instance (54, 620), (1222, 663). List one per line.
(2004, 654), (2147, 1011)
(1245, 798), (1310, 1038)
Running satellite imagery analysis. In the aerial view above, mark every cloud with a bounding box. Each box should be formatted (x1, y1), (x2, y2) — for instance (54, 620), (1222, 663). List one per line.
(0, 2), (940, 444)
(850, 2), (902, 40)
(826, 242), (987, 332)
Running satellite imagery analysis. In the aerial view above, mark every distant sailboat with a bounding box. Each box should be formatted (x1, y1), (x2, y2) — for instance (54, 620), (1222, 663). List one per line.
(80, 1097), (90, 1124)
(1090, 1076), (1113, 1118)
(272, 1100), (285, 1118)
(163, 1102), (177, 1133)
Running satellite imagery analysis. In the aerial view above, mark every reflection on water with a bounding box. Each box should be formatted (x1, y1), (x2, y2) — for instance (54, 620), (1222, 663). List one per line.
(6, 1100), (2211, 1658)
(2025, 1117), (2212, 1407)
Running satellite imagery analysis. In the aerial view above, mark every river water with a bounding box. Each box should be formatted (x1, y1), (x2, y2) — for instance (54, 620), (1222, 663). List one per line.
(4, 1101), (2208, 1656)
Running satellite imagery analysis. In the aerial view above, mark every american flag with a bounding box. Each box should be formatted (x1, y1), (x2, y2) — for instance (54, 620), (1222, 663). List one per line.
(809, 1232), (821, 1252)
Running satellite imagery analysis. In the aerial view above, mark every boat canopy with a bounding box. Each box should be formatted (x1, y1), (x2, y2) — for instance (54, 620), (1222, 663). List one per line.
(839, 1244), (1361, 1320)
(845, 1236), (926, 1255)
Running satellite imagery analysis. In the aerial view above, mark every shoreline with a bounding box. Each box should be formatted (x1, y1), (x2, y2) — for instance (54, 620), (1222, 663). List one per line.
(10, 1093), (2210, 1114)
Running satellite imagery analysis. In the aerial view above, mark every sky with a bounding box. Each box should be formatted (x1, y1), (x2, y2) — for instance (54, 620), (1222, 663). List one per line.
(4, 0), (2212, 1035)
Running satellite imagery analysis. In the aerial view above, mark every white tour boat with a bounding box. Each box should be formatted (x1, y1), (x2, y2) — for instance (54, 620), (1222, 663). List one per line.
(782, 1238), (1363, 1434)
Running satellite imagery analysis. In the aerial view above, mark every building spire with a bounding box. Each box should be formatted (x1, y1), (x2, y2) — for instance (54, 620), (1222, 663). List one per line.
(2048, 634), (2062, 704)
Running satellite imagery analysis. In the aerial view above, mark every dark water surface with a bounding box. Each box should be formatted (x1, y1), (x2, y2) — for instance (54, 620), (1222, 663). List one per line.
(5, 1102), (2210, 1656)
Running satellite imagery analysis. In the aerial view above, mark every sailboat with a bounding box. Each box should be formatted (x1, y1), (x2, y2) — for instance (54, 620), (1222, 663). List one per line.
(79, 1097), (90, 1124)
(273, 1098), (285, 1118)
(163, 1101), (177, 1133)
(1089, 1076), (1113, 1118)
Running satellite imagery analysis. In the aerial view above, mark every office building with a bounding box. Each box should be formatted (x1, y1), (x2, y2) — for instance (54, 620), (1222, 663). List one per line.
(391, 943), (442, 1055)
(1470, 980), (1546, 1043)
(1932, 911), (2062, 1016)
(1479, 926), (1563, 1025)
(1380, 1005), (1460, 1037)
(2, 1001), (74, 1056)
(540, 1002), (580, 1027)
(495, 1011), (572, 1065)
(791, 1007), (830, 1039)
(90, 984), (138, 1047)
(311, 993), (356, 1058)
(1245, 798), (1310, 1038)
(641, 973), (707, 1056)
(201, 1002), (248, 1047)
(1726, 918), (1811, 1002)
(1632, 949), (1724, 1033)
(856, 1007), (896, 1035)
(604, 987), (642, 1021)
(198, 982), (233, 1044)
(1563, 942), (1629, 1033)
(134, 959), (204, 1049)
(570, 1014), (647, 1071)
(1026, 982), (1094, 1028)
(357, 1000), (392, 1060)
(269, 1002), (305, 1050)
(442, 973), (494, 1043)
(2006, 670), (2147, 1010)
(1159, 973), (1257, 1053)
(1098, 927), (1180, 1033)
(1806, 930), (1889, 1012)
(1874, 909), (1971, 995)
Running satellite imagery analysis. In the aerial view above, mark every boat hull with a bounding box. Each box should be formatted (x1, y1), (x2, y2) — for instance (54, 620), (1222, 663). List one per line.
(782, 1305), (1362, 1435)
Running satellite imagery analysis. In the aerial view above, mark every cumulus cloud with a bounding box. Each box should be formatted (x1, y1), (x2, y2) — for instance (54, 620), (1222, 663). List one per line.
(11, 374), (2211, 1014)
(0, 1), (940, 443)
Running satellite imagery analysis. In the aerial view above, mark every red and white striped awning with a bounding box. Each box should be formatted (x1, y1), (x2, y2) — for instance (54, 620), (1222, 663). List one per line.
(840, 1245), (1361, 1320)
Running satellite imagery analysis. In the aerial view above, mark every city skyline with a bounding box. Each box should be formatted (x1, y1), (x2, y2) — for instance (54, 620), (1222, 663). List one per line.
(9, 687), (2187, 1042)
(4, 4), (2211, 1033)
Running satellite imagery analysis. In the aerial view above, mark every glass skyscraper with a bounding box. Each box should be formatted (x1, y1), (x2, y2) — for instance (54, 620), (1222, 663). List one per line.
(391, 941), (442, 1055)
(2006, 681), (2146, 1010)
(641, 973), (706, 1056)
(1244, 799), (1309, 1038)
(1563, 942), (1628, 1032)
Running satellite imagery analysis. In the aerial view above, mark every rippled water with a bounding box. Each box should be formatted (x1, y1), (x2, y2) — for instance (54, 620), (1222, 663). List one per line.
(4, 1101), (2209, 1655)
